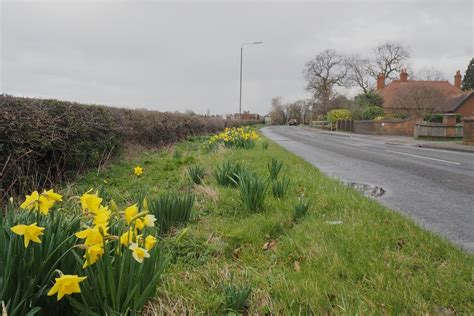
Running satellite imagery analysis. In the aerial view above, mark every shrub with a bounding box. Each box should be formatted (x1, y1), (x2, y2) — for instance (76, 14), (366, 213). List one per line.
(293, 199), (311, 221)
(223, 284), (251, 313)
(148, 192), (194, 234)
(213, 160), (243, 187)
(187, 165), (205, 185)
(327, 109), (352, 124)
(0, 95), (252, 203)
(237, 171), (268, 212)
(271, 176), (290, 199)
(361, 106), (385, 120)
(268, 158), (283, 180)
(354, 92), (384, 108)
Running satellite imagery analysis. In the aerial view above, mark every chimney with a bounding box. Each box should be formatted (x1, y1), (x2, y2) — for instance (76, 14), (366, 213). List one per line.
(454, 70), (462, 89)
(376, 73), (385, 90)
(400, 68), (408, 82)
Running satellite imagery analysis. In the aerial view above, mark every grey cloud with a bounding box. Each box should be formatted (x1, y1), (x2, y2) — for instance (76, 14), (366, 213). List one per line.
(1, 0), (472, 115)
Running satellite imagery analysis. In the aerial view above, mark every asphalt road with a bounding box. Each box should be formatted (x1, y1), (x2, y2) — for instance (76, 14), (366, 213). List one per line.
(262, 126), (474, 252)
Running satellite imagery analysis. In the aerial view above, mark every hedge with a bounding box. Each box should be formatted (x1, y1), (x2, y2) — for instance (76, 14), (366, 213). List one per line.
(361, 106), (385, 120)
(0, 95), (253, 201)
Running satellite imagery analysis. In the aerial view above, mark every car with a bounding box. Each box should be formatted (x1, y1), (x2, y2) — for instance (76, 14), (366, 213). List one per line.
(288, 119), (298, 126)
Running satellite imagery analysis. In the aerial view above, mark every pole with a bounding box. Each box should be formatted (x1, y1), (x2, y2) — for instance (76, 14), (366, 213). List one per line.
(239, 45), (243, 116)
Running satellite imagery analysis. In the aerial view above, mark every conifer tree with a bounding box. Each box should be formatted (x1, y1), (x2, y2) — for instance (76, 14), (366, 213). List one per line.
(461, 58), (474, 90)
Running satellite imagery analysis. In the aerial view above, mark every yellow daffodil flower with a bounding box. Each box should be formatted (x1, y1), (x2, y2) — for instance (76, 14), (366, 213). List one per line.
(134, 166), (143, 176)
(129, 243), (150, 263)
(20, 191), (40, 211)
(47, 274), (87, 301)
(80, 191), (102, 214)
(120, 229), (136, 246)
(93, 205), (111, 228)
(135, 218), (145, 230)
(11, 222), (45, 248)
(143, 214), (156, 227)
(82, 243), (104, 268)
(145, 235), (157, 251)
(124, 204), (138, 225)
(75, 227), (104, 246)
(41, 189), (63, 202)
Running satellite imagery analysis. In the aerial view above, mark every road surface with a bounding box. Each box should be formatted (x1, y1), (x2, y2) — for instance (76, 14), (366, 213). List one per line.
(262, 126), (474, 252)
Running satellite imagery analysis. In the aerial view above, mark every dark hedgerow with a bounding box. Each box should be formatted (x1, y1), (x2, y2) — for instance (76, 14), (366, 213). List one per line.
(0, 95), (260, 203)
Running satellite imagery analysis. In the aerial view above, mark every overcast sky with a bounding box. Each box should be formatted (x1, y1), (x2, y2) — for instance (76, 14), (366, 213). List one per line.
(1, 0), (473, 115)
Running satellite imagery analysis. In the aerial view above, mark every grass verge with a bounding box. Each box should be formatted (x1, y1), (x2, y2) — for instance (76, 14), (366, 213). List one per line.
(71, 134), (473, 314)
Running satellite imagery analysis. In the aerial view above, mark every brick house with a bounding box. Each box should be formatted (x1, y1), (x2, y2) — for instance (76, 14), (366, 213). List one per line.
(376, 70), (474, 117)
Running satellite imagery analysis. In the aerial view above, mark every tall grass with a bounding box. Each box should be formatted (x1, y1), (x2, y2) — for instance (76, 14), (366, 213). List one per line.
(148, 192), (194, 234)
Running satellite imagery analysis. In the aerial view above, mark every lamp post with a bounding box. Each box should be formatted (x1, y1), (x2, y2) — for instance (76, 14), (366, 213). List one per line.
(239, 41), (263, 116)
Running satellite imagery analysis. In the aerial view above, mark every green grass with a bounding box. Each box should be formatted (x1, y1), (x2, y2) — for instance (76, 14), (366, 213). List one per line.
(72, 135), (473, 314)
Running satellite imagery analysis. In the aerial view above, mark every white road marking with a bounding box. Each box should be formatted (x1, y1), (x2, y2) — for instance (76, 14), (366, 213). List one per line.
(385, 150), (461, 165)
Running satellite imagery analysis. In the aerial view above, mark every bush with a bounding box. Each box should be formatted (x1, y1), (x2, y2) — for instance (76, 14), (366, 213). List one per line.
(361, 106), (385, 120)
(213, 160), (243, 187)
(187, 165), (205, 185)
(423, 113), (461, 123)
(148, 192), (194, 234)
(327, 109), (352, 124)
(354, 92), (384, 108)
(0, 95), (253, 202)
(271, 176), (290, 199)
(237, 171), (268, 212)
(267, 158), (283, 180)
(293, 199), (311, 222)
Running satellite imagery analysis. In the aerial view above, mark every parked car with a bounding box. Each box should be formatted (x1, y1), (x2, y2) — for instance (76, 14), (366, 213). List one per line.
(288, 119), (298, 126)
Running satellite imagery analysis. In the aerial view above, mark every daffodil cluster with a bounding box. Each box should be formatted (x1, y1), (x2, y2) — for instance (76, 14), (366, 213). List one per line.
(11, 188), (159, 302)
(208, 127), (259, 149)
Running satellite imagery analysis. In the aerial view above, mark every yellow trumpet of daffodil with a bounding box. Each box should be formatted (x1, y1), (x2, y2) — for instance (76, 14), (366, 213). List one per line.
(11, 222), (45, 248)
(120, 229), (136, 246)
(145, 235), (157, 251)
(47, 274), (87, 301)
(80, 191), (102, 214)
(93, 205), (111, 228)
(129, 243), (150, 263)
(75, 226), (105, 246)
(124, 204), (139, 225)
(82, 243), (105, 268)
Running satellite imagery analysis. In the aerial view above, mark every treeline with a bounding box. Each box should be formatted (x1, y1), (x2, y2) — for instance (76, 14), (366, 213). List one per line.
(0, 95), (251, 201)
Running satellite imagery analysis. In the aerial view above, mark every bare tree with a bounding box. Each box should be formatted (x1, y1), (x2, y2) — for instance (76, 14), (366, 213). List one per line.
(269, 97), (287, 125)
(369, 42), (410, 80)
(391, 85), (447, 114)
(414, 66), (447, 81)
(303, 49), (348, 114)
(346, 56), (374, 93)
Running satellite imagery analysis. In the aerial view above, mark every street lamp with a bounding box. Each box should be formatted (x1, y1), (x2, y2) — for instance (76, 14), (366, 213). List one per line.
(239, 41), (263, 116)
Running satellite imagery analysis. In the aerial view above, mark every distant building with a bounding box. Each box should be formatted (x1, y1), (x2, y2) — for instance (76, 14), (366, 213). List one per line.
(228, 111), (260, 120)
(376, 69), (474, 116)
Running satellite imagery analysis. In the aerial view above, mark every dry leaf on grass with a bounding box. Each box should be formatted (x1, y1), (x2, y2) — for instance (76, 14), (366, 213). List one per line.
(262, 240), (278, 251)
